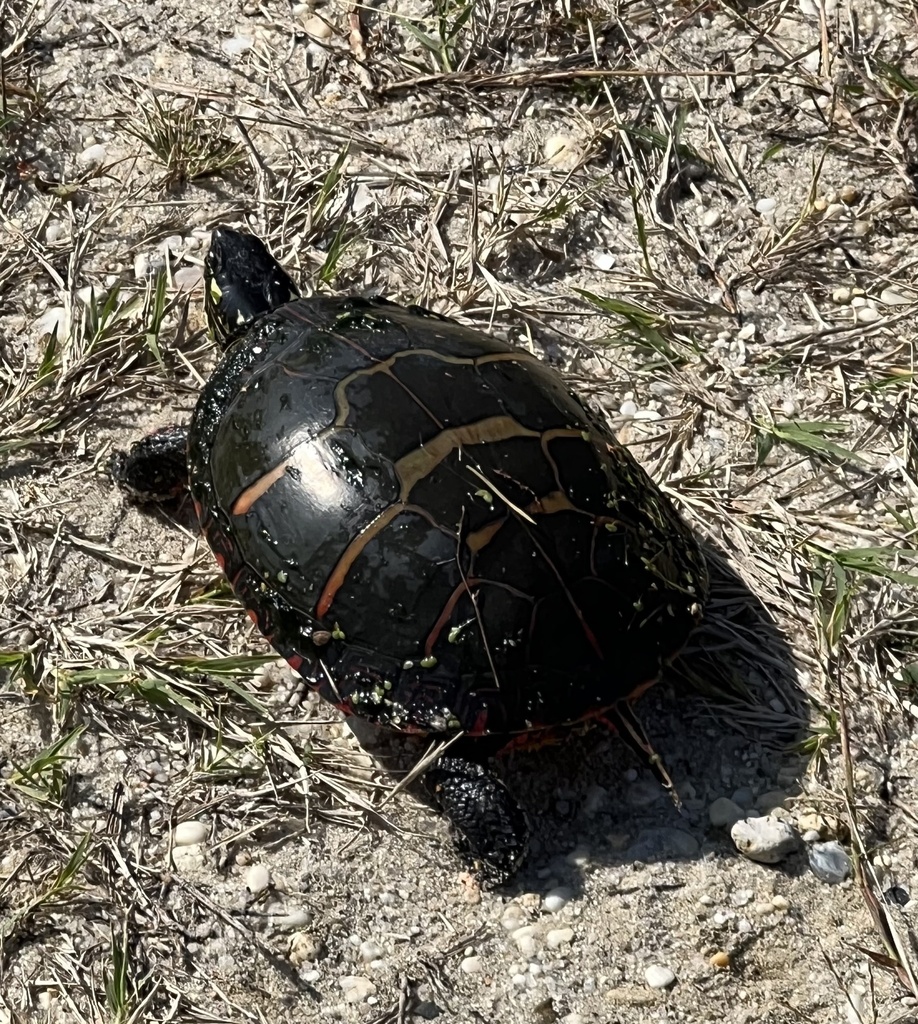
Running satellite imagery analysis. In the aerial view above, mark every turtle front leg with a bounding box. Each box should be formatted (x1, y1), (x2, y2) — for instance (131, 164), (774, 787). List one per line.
(423, 755), (530, 884)
(110, 424), (189, 503)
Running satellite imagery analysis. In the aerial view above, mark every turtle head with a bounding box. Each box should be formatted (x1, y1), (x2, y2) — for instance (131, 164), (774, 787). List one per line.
(205, 226), (300, 347)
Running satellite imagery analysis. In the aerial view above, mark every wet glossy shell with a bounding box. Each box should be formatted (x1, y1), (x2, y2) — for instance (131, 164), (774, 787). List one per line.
(188, 297), (708, 737)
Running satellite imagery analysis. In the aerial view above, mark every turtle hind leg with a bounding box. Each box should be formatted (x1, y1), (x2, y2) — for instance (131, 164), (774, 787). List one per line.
(423, 755), (530, 885)
(110, 424), (189, 503)
(599, 700), (682, 808)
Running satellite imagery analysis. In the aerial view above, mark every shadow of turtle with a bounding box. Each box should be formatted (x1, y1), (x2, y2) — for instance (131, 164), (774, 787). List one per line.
(358, 536), (811, 897)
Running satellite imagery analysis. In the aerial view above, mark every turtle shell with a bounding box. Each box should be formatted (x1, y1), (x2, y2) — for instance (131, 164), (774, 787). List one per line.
(188, 297), (708, 738)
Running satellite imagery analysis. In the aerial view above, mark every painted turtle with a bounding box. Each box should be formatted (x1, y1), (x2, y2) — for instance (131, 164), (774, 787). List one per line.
(112, 226), (709, 882)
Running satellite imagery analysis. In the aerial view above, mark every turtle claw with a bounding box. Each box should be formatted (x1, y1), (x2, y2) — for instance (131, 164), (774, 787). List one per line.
(423, 756), (529, 884)
(599, 700), (682, 808)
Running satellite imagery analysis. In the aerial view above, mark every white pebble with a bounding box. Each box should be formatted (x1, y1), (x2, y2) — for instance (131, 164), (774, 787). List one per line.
(546, 927), (574, 949)
(543, 134), (580, 168)
(77, 143), (107, 167)
(173, 820), (208, 846)
(565, 845), (591, 867)
(501, 906), (526, 931)
(359, 940), (382, 963)
(702, 208), (722, 227)
(644, 964), (676, 989)
(511, 925), (538, 956)
(730, 816), (798, 864)
(45, 221), (64, 244)
(855, 305), (879, 324)
(245, 863), (271, 894)
(339, 976), (376, 1003)
(34, 306), (69, 340)
(755, 197), (777, 215)
(302, 15), (333, 39)
(880, 287), (912, 306)
(222, 35), (254, 55)
(593, 252), (616, 271)
(174, 265), (204, 292)
(274, 908), (313, 931)
(832, 286), (852, 304)
(542, 887), (572, 913)
(619, 399), (638, 417)
(460, 955), (481, 974)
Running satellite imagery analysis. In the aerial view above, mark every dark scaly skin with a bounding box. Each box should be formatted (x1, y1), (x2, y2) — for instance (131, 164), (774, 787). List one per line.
(112, 226), (709, 883)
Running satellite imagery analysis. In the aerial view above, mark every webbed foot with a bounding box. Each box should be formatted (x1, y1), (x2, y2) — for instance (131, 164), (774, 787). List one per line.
(424, 755), (529, 884)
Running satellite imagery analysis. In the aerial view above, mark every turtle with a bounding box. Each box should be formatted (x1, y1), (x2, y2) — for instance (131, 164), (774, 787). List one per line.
(111, 225), (709, 883)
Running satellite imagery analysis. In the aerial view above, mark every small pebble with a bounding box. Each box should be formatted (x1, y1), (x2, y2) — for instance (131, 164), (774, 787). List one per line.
(174, 265), (204, 292)
(702, 208), (722, 227)
(880, 287), (912, 306)
(222, 34), (255, 55)
(77, 143), (107, 167)
(838, 184), (859, 205)
(565, 845), (591, 867)
(359, 940), (382, 963)
(460, 956), (481, 974)
(512, 925), (538, 956)
(626, 778), (662, 807)
(619, 399), (638, 417)
(339, 976), (376, 1003)
(501, 906), (526, 931)
(245, 863), (271, 894)
(274, 908), (313, 931)
(644, 965), (676, 990)
(288, 931), (324, 964)
(173, 820), (208, 846)
(709, 797), (745, 828)
(593, 252), (616, 271)
(808, 841), (852, 884)
(710, 951), (730, 969)
(771, 894), (789, 910)
(755, 197), (777, 214)
(302, 15), (333, 39)
(882, 886), (910, 906)
(754, 790), (788, 812)
(629, 827), (699, 859)
(854, 305), (879, 324)
(730, 816), (798, 864)
(542, 887), (572, 913)
(546, 927), (574, 949)
(583, 784), (608, 816)
(543, 134), (580, 168)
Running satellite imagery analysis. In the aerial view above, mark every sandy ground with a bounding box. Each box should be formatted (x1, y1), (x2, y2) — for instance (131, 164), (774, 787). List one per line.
(3, 0), (918, 1022)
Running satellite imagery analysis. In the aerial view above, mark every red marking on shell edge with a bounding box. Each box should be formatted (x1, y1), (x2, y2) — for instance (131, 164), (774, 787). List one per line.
(246, 609), (260, 627)
(286, 654), (304, 672)
(212, 551), (226, 571)
(468, 710), (490, 737)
